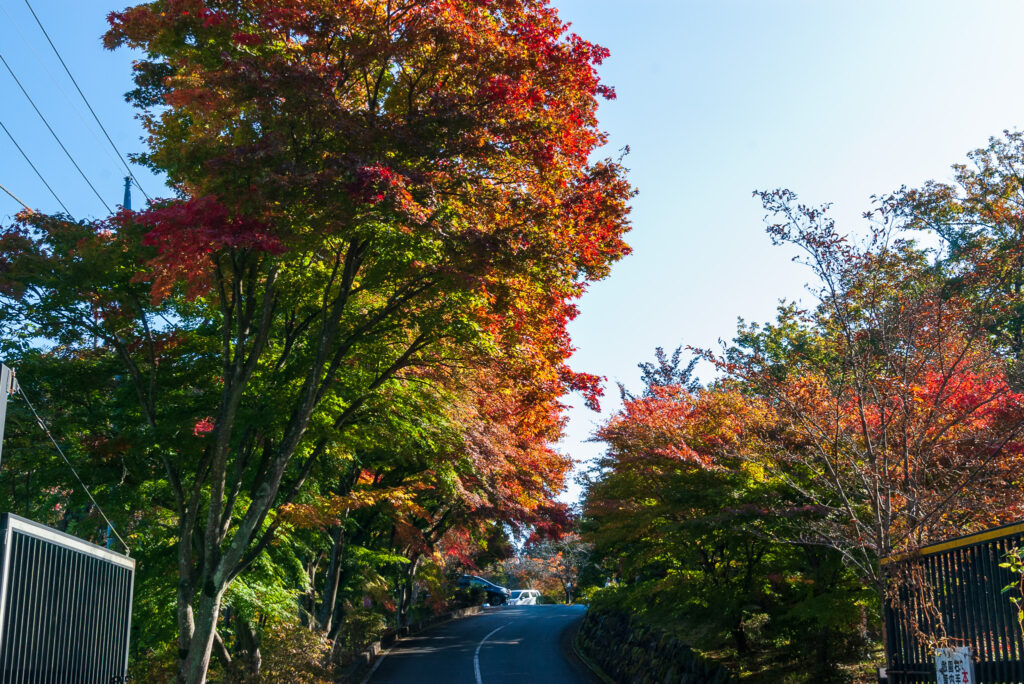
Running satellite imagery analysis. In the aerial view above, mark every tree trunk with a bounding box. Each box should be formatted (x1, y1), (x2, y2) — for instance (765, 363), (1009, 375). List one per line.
(317, 526), (346, 632)
(211, 630), (232, 675)
(175, 516), (197, 683)
(397, 556), (421, 628)
(179, 588), (226, 684)
(235, 615), (262, 680)
(732, 623), (749, 655)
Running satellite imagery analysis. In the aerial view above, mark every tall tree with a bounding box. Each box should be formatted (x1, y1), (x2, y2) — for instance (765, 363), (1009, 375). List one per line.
(584, 365), (874, 678)
(721, 190), (1024, 594)
(898, 130), (1024, 374)
(0, 1), (631, 681)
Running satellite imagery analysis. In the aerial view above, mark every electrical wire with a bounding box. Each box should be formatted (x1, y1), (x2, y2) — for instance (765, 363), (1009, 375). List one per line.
(0, 49), (113, 214)
(0, 116), (70, 214)
(0, 181), (32, 212)
(22, 0), (152, 203)
(15, 384), (130, 555)
(0, 3), (125, 180)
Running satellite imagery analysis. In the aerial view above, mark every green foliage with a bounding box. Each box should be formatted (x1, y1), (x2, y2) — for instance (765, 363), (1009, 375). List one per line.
(582, 349), (880, 680)
(0, 1), (634, 680)
(252, 624), (333, 684)
(336, 606), (390, 655)
(1000, 547), (1024, 633)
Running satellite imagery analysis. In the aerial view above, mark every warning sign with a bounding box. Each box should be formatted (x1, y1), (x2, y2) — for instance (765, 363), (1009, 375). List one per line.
(935, 647), (975, 684)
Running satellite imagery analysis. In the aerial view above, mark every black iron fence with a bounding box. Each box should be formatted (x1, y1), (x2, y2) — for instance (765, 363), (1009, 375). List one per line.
(0, 513), (134, 683)
(883, 520), (1024, 683)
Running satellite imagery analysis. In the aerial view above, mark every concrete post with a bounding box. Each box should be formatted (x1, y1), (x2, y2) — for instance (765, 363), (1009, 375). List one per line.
(0, 364), (18, 466)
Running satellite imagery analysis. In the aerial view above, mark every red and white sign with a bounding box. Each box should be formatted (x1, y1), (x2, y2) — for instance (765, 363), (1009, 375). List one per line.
(935, 647), (975, 684)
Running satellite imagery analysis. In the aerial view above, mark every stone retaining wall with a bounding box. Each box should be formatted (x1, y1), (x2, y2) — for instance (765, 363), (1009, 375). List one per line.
(576, 605), (738, 684)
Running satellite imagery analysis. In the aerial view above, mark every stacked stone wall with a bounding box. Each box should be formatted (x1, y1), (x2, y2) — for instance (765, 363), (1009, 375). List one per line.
(576, 605), (738, 684)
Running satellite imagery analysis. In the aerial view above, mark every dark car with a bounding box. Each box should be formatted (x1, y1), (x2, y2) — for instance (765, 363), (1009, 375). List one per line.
(456, 575), (511, 605)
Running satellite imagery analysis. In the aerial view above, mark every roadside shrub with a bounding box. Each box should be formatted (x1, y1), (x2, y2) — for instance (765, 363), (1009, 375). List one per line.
(128, 642), (176, 683)
(256, 624), (333, 684)
(335, 604), (390, 656)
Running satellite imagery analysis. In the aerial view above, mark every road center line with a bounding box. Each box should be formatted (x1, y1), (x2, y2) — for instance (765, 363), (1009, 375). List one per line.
(473, 624), (506, 684)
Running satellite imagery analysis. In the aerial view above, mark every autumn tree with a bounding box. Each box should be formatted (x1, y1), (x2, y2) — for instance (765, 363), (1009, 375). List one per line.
(720, 190), (1024, 595)
(0, 1), (631, 681)
(522, 532), (590, 603)
(619, 345), (699, 401)
(587, 378), (774, 639)
(897, 130), (1024, 374)
(284, 356), (575, 644)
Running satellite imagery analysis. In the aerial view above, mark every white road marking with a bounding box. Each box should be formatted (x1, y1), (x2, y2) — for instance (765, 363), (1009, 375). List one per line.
(473, 624), (506, 684)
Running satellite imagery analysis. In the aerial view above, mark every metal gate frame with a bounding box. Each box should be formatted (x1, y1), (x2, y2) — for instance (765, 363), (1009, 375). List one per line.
(0, 513), (135, 683)
(882, 520), (1024, 683)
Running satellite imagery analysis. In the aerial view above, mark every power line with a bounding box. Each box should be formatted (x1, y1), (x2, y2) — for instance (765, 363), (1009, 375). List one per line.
(16, 383), (130, 554)
(0, 115), (70, 214)
(0, 181), (32, 213)
(0, 3), (125, 179)
(22, 0), (152, 203)
(0, 49), (113, 214)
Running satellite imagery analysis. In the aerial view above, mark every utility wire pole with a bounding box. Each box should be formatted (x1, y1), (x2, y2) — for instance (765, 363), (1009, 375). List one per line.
(0, 364), (19, 467)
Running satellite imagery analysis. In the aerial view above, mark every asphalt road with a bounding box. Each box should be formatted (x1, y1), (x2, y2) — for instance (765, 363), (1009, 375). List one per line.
(367, 604), (601, 684)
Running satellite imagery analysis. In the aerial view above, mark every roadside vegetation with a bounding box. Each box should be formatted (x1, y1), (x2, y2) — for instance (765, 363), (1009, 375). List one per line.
(3, 1), (1024, 682)
(0, 1), (631, 681)
(576, 133), (1024, 681)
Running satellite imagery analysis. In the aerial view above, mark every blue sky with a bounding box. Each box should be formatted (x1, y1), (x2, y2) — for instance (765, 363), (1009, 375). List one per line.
(0, 1), (162, 215)
(553, 0), (1024, 499)
(3, 2), (1024, 501)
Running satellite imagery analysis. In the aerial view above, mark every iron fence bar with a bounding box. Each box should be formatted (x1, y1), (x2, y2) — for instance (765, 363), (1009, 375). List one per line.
(895, 574), (911, 681)
(910, 569), (925, 682)
(100, 560), (109, 682)
(42, 541), (51, 684)
(40, 536), (53, 680)
(14, 535), (25, 684)
(939, 550), (953, 671)
(885, 566), (901, 680)
(992, 539), (1011, 666)
(89, 552), (101, 682)
(62, 543), (75, 683)
(980, 545), (1000, 680)
(123, 563), (133, 680)
(38, 538), (51, 681)
(999, 538), (1017, 683)
(963, 546), (983, 663)
(981, 543), (1004, 666)
(925, 553), (941, 659)
(104, 561), (115, 680)
(928, 554), (942, 682)
(955, 548), (970, 656)
(999, 537), (1021, 681)
(53, 544), (67, 684)
(32, 534), (44, 683)
(977, 543), (996, 664)
(12, 535), (29, 683)
(978, 544), (996, 662)
(24, 534), (38, 684)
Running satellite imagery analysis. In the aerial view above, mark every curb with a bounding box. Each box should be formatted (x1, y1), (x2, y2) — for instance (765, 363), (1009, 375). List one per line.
(572, 622), (616, 684)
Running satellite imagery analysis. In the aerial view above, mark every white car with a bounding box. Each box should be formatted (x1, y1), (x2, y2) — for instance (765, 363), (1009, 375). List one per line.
(508, 589), (541, 605)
